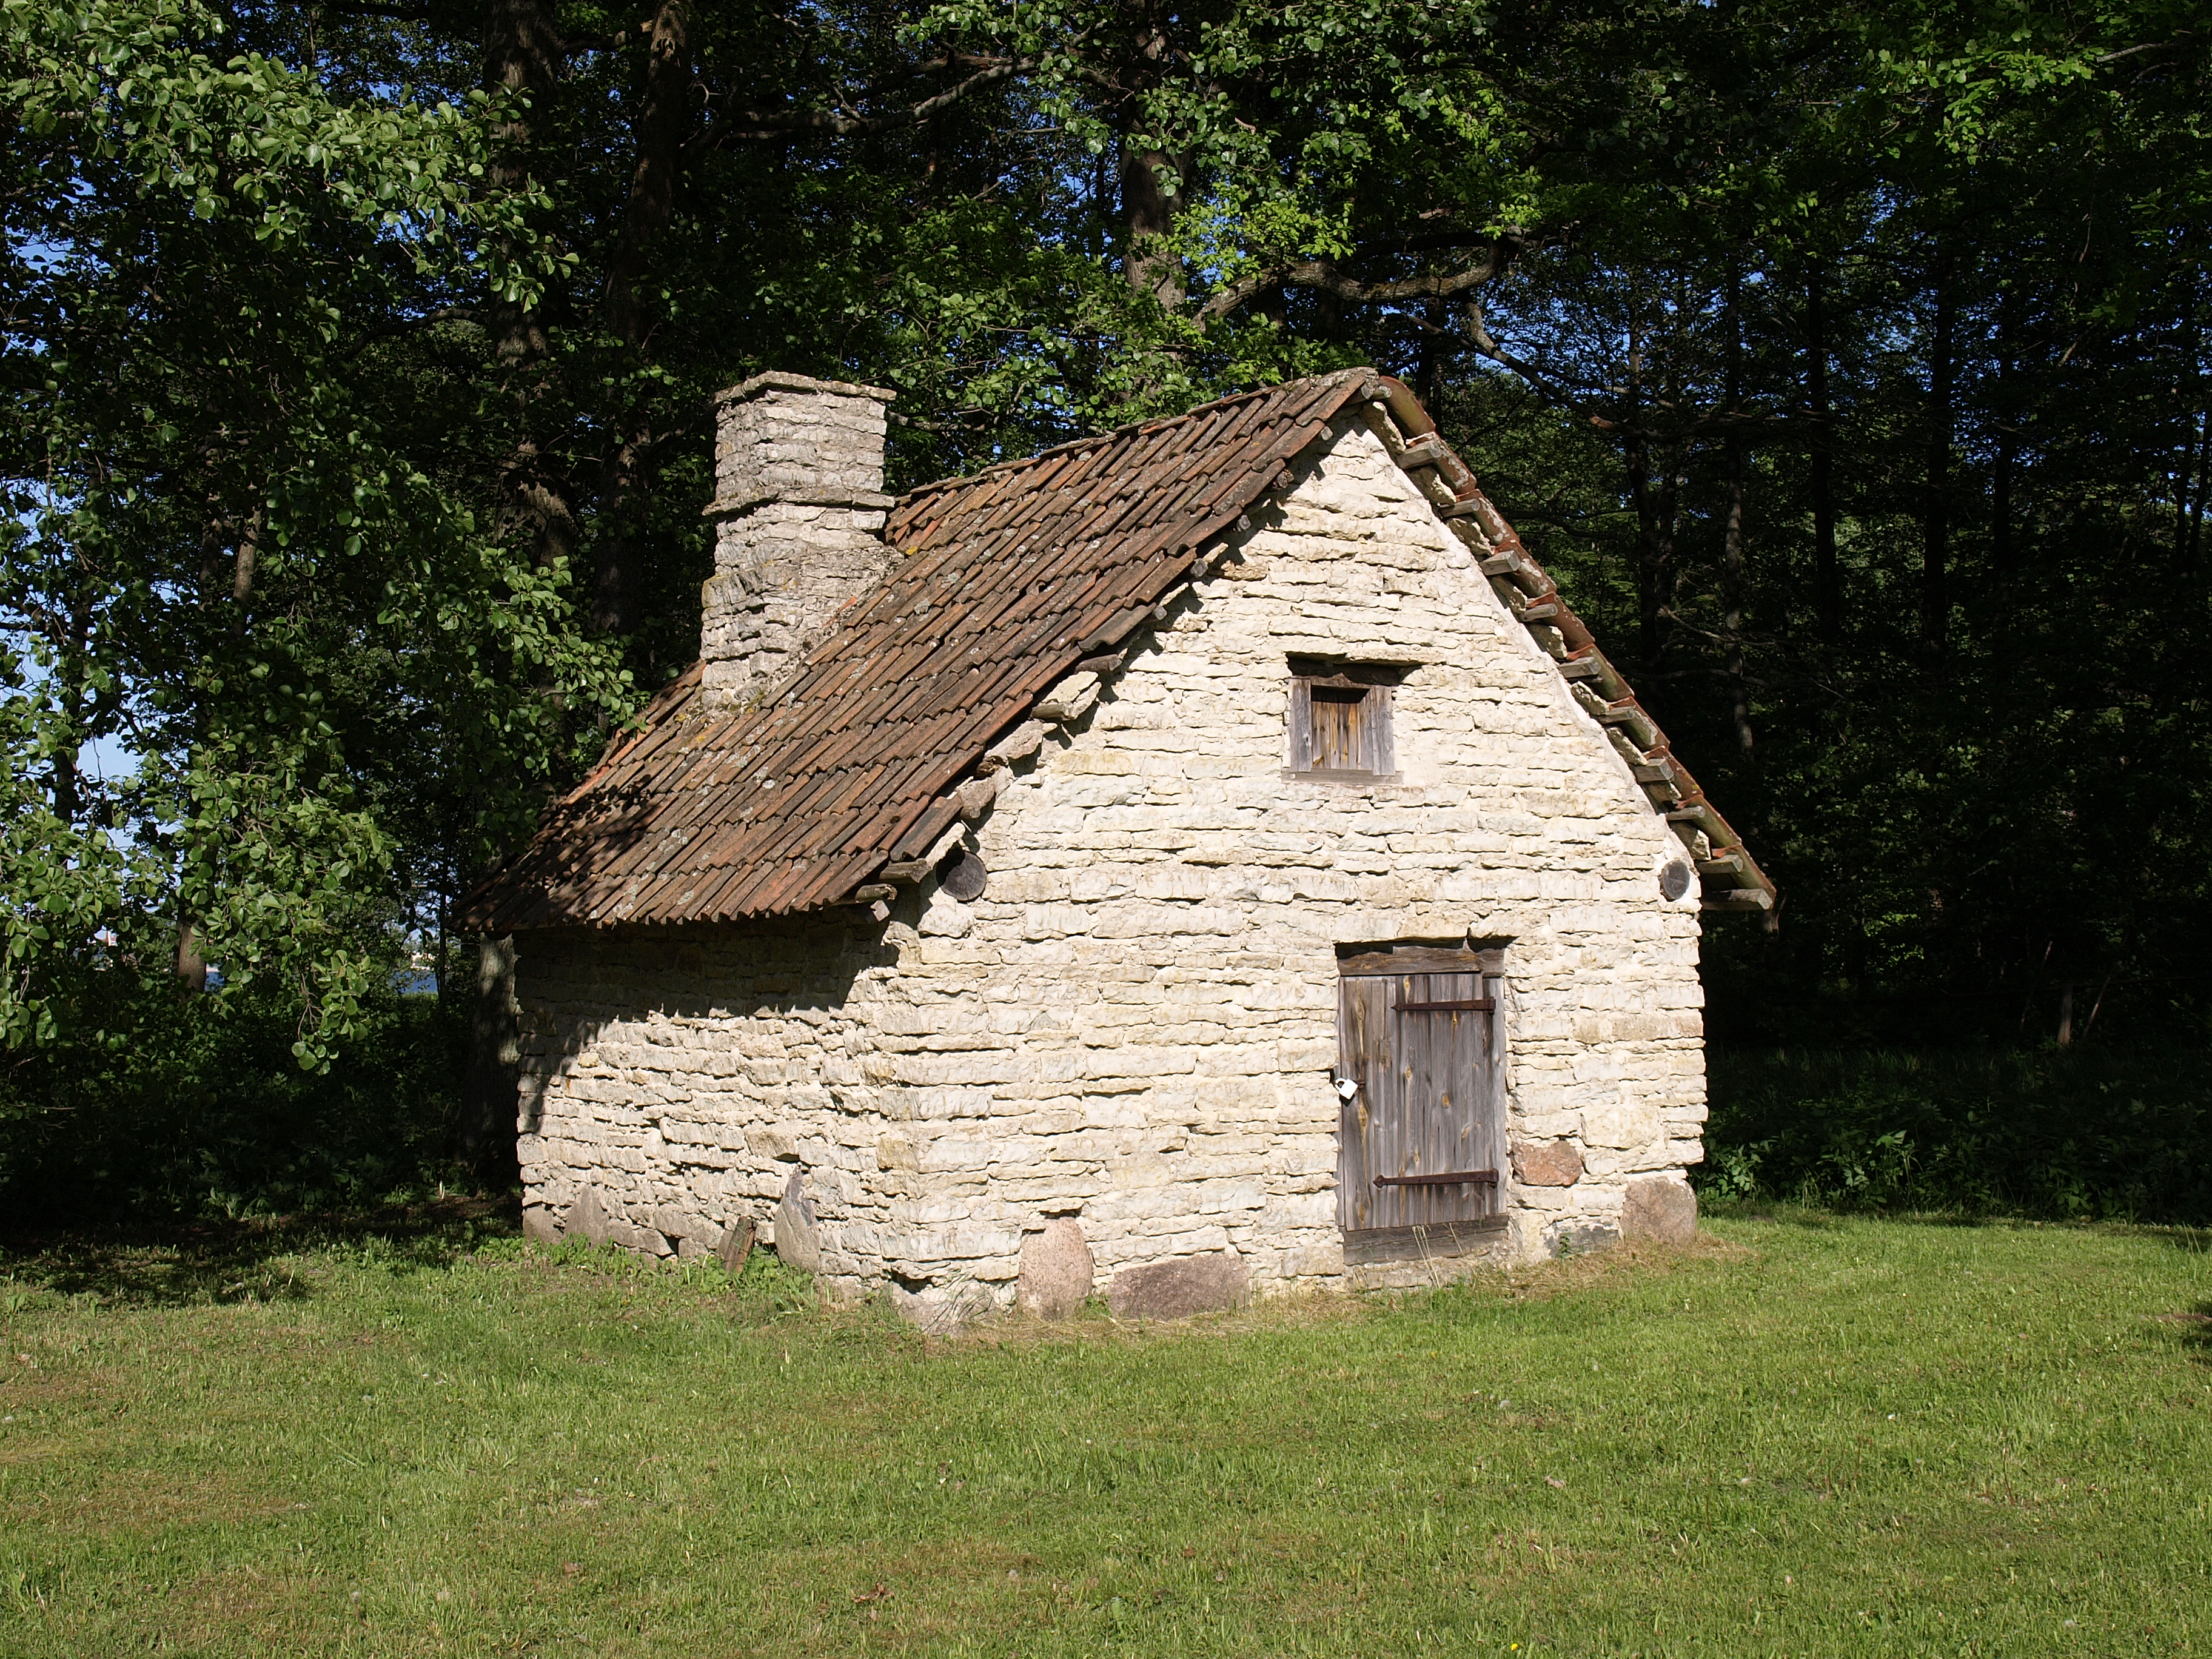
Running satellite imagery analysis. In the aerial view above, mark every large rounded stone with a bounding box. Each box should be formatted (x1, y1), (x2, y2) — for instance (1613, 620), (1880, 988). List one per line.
(1620, 1175), (1698, 1244)
(1107, 1252), (1248, 1321)
(1017, 1219), (1094, 1318)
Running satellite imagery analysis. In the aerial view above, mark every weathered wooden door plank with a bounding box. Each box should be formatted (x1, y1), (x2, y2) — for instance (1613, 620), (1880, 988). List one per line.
(1339, 950), (1507, 1250)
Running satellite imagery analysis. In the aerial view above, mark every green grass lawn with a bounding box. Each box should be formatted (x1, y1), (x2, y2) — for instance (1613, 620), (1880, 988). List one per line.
(0, 1207), (2205, 1657)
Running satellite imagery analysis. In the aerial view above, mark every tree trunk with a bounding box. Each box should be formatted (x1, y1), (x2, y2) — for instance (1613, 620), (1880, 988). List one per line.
(1118, 11), (1184, 309)
(1120, 141), (1185, 306)
(50, 739), (78, 830)
(1806, 263), (1841, 645)
(1416, 297), (1446, 414)
(50, 593), (91, 827)
(483, 0), (578, 575)
(1990, 289), (2021, 580)
(600, 2), (689, 355)
(484, 0), (563, 365)
(1626, 432), (1675, 686)
(2189, 412), (2211, 570)
(175, 919), (207, 997)
(1923, 246), (1955, 670)
(593, 0), (692, 638)
(592, 431), (647, 639)
(1723, 268), (1752, 756)
(463, 935), (521, 1184)
(472, 1), (569, 1183)
(1621, 321), (1671, 686)
(2177, 266), (2206, 572)
(230, 504), (264, 638)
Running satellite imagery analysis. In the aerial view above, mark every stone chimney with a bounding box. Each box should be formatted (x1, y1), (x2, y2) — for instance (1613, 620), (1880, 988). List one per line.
(700, 372), (897, 711)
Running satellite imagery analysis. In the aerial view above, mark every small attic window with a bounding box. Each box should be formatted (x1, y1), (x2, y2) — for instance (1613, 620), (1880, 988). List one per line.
(1287, 659), (1404, 778)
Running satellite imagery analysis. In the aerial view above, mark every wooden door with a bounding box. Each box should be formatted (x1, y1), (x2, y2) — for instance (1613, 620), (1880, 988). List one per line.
(1336, 949), (1505, 1238)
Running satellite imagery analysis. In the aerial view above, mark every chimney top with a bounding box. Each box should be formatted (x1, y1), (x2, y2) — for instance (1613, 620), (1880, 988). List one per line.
(714, 370), (899, 409)
(698, 370), (897, 711)
(703, 372), (898, 519)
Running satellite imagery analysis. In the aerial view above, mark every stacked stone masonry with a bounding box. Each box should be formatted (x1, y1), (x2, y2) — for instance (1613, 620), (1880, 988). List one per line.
(516, 420), (1706, 1319)
(700, 375), (896, 711)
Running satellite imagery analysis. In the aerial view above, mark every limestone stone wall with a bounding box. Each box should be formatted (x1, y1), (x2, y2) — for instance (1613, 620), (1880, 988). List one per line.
(514, 420), (1707, 1317)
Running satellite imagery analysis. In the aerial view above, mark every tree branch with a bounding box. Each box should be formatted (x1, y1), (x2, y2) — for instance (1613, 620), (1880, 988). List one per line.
(1464, 299), (1797, 446)
(317, 2), (438, 19)
(689, 55), (1030, 155)
(1198, 235), (1521, 326)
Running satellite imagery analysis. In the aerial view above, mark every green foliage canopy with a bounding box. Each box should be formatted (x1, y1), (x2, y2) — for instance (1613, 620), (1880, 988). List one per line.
(2, 0), (627, 1069)
(1, 0), (2208, 1214)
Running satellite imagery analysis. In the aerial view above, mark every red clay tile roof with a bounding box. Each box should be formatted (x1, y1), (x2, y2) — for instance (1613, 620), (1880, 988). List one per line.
(460, 369), (1772, 931)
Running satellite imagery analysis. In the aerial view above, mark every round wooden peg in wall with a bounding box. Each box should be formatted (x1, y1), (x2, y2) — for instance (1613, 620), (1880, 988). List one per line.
(939, 845), (988, 902)
(1660, 860), (1692, 902)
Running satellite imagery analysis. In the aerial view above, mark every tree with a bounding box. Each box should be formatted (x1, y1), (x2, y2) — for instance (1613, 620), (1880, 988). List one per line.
(1, 0), (627, 1072)
(7, 0), (2211, 1219)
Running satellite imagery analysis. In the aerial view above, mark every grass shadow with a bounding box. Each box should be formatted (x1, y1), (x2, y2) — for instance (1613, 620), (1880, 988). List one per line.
(1698, 1196), (1852, 1230)
(0, 1193), (520, 1309)
(2161, 1301), (2212, 1366)
(1705, 1201), (2212, 1254)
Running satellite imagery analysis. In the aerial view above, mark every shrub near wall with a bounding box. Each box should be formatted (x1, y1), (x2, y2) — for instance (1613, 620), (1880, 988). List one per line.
(0, 985), (468, 1228)
(1701, 1047), (2212, 1222)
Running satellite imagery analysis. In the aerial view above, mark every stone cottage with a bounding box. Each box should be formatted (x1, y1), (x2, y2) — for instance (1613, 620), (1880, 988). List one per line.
(461, 367), (1774, 1322)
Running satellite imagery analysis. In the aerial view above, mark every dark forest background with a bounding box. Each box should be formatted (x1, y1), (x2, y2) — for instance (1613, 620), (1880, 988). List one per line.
(4, 0), (2209, 1224)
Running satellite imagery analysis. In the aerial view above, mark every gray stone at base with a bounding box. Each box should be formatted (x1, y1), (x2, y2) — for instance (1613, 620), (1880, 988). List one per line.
(1620, 1175), (1698, 1244)
(774, 1171), (822, 1273)
(1108, 1252), (1248, 1320)
(893, 1279), (994, 1333)
(1547, 1217), (1621, 1256)
(564, 1184), (609, 1248)
(522, 1205), (559, 1246)
(1017, 1219), (1094, 1318)
(608, 1216), (668, 1256)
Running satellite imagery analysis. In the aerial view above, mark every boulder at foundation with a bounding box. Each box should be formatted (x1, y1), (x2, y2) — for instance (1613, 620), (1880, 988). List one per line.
(1620, 1175), (1698, 1244)
(1017, 1219), (1094, 1318)
(1108, 1252), (1248, 1320)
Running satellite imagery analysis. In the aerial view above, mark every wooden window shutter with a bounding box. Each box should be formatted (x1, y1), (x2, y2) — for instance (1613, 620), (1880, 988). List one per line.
(1363, 685), (1395, 774)
(1310, 685), (1364, 769)
(1288, 668), (1398, 777)
(1288, 678), (1315, 771)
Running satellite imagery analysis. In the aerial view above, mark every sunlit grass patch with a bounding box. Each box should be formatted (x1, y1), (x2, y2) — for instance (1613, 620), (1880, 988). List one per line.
(0, 1207), (2204, 1655)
